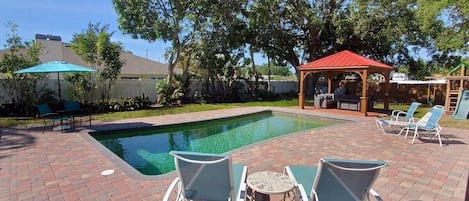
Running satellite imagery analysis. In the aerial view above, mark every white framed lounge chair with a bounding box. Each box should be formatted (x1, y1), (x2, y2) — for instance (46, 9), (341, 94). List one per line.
(376, 105), (445, 146)
(390, 102), (421, 122)
(284, 158), (388, 201)
(404, 105), (445, 146)
(375, 118), (411, 136)
(163, 151), (248, 201)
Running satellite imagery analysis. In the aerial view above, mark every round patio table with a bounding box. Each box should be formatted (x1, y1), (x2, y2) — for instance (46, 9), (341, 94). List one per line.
(246, 171), (295, 200)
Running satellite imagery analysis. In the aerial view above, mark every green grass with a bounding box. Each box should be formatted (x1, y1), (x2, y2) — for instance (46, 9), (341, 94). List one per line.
(2, 99), (467, 130)
(0, 99), (298, 127)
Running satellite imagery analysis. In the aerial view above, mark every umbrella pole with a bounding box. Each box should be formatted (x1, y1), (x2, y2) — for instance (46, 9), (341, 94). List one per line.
(57, 72), (62, 103)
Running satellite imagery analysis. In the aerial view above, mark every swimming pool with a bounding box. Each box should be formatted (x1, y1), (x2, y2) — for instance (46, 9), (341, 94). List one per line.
(91, 111), (343, 175)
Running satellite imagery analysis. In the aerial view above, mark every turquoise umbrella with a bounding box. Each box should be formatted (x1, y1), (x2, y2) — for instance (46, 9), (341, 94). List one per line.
(14, 61), (96, 103)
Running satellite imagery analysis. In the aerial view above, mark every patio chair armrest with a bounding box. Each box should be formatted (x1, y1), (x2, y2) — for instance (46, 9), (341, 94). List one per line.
(416, 121), (441, 130)
(392, 111), (409, 121)
(391, 110), (404, 116)
(162, 177), (182, 201)
(369, 188), (384, 201)
(238, 182), (247, 201)
(407, 117), (418, 123)
(40, 112), (60, 118)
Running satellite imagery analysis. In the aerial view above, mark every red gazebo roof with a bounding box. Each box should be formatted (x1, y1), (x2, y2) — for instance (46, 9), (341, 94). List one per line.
(298, 50), (393, 70)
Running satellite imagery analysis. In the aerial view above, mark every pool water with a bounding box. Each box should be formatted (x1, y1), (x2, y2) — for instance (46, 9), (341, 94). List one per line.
(92, 111), (341, 175)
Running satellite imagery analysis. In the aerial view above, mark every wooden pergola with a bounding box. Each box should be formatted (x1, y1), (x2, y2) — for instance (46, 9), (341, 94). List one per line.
(297, 50), (394, 116)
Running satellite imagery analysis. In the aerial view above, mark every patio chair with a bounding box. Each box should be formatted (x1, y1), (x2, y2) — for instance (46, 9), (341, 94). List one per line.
(390, 102), (421, 122)
(405, 105), (445, 146)
(64, 101), (91, 127)
(163, 151), (248, 201)
(376, 105), (445, 146)
(37, 103), (69, 133)
(284, 158), (388, 201)
(375, 118), (411, 136)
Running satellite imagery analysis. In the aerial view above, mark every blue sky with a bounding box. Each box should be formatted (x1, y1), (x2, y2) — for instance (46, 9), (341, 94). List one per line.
(0, 0), (170, 63)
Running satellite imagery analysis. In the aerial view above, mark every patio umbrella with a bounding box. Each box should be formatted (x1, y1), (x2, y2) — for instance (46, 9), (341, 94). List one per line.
(14, 60), (96, 103)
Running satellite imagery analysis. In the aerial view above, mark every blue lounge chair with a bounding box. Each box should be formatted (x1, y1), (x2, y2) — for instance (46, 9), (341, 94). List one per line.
(37, 103), (69, 133)
(163, 151), (248, 201)
(390, 102), (421, 122)
(405, 105), (445, 146)
(64, 101), (91, 127)
(377, 105), (446, 146)
(284, 158), (388, 201)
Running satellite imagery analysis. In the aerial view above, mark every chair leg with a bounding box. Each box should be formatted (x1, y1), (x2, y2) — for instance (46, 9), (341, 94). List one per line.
(435, 130), (443, 147)
(375, 120), (386, 134)
(42, 119), (46, 134)
(404, 127), (411, 139)
(411, 128), (419, 144)
(60, 119), (64, 133)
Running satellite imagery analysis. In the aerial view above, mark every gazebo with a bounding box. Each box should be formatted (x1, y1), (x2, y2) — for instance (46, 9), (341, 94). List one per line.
(297, 50), (394, 116)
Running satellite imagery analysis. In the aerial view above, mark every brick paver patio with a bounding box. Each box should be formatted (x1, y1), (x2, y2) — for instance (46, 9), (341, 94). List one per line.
(1, 106), (468, 201)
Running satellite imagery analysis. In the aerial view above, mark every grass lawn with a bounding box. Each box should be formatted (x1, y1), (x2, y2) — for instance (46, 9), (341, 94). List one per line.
(1, 99), (467, 130)
(0, 99), (298, 128)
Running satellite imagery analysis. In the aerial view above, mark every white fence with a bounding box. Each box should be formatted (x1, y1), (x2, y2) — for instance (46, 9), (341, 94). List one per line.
(0, 79), (297, 104)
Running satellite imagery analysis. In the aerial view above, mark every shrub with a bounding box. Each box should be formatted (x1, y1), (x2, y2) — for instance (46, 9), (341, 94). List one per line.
(156, 79), (184, 105)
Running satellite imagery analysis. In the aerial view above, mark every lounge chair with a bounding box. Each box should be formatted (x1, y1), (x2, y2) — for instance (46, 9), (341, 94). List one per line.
(64, 101), (91, 127)
(375, 118), (410, 136)
(390, 102), (421, 122)
(284, 158), (388, 201)
(376, 105), (445, 146)
(163, 151), (248, 201)
(37, 103), (69, 133)
(405, 105), (445, 146)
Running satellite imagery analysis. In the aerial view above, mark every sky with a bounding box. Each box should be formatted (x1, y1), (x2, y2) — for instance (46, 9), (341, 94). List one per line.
(0, 0), (171, 63)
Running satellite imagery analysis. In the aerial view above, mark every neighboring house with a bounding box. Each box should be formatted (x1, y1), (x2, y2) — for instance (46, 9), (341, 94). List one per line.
(0, 34), (180, 80)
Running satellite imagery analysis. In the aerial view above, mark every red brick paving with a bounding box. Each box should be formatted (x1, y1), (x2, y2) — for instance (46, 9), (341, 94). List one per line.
(1, 106), (468, 201)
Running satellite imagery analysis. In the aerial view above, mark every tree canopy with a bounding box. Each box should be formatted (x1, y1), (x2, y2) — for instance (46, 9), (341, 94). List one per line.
(0, 22), (42, 109)
(113, 0), (467, 84)
(70, 23), (123, 102)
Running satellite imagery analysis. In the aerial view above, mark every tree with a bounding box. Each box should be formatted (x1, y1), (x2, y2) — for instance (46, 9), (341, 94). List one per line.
(247, 0), (427, 67)
(114, 0), (467, 100)
(70, 23), (123, 102)
(113, 0), (191, 85)
(113, 0), (250, 102)
(0, 22), (42, 111)
(257, 63), (291, 76)
(416, 0), (468, 54)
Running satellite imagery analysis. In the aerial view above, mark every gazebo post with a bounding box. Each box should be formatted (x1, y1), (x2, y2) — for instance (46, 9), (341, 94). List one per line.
(360, 69), (368, 116)
(384, 71), (391, 112)
(299, 71), (305, 109)
(327, 72), (333, 94)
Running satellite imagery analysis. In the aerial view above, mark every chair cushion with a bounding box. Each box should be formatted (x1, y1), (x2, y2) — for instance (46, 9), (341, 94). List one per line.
(287, 165), (318, 198)
(232, 164), (247, 200)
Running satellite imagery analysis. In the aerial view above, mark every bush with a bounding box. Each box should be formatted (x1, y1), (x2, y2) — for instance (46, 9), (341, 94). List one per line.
(156, 80), (184, 105)
(89, 96), (151, 112)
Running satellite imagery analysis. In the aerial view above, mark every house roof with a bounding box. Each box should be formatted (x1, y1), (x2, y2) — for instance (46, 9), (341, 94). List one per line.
(298, 50), (393, 71)
(60, 43), (174, 76)
(0, 34), (179, 78)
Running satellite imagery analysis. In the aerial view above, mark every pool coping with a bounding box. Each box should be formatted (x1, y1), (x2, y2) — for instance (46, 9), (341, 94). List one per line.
(80, 107), (356, 181)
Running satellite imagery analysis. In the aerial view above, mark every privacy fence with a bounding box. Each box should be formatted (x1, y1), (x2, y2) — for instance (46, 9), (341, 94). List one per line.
(0, 79), (298, 104)
(0, 79), (446, 105)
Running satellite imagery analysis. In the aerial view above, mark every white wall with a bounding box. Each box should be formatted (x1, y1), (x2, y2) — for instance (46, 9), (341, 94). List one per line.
(0, 79), (297, 104)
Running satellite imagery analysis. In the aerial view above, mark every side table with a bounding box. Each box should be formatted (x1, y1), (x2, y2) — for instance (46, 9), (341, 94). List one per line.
(246, 171), (295, 201)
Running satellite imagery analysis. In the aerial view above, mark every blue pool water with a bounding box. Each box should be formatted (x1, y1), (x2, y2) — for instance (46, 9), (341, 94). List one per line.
(91, 111), (341, 175)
